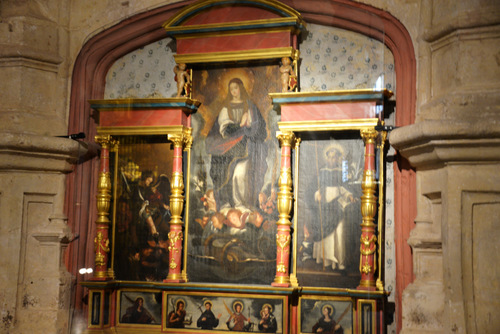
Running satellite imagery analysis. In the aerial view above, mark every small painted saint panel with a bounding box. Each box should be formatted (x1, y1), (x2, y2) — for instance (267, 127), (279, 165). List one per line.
(164, 292), (286, 333)
(118, 291), (162, 326)
(111, 136), (174, 281)
(187, 64), (281, 284)
(299, 297), (353, 334)
(296, 131), (365, 288)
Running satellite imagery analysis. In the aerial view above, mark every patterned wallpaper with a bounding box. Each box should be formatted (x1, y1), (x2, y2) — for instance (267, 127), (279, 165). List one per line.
(104, 39), (177, 99)
(299, 24), (395, 95)
(104, 23), (397, 325)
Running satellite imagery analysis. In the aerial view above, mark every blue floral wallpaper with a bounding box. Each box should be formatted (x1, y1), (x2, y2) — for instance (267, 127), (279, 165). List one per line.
(299, 24), (395, 94)
(104, 39), (177, 99)
(104, 23), (396, 328)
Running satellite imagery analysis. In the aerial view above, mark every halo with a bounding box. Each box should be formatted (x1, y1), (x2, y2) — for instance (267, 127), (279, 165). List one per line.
(175, 298), (187, 309)
(323, 142), (345, 162)
(204, 300), (213, 307)
(232, 300), (244, 313)
(218, 69), (255, 97)
(321, 304), (335, 317)
(261, 303), (273, 313)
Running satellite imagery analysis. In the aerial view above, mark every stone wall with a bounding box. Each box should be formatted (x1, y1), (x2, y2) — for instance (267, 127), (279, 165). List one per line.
(390, 0), (500, 333)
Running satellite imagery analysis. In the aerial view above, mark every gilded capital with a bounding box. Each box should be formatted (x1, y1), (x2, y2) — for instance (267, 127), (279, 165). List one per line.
(168, 133), (185, 148)
(277, 131), (296, 147)
(168, 129), (192, 150)
(360, 128), (378, 144)
(95, 134), (116, 149)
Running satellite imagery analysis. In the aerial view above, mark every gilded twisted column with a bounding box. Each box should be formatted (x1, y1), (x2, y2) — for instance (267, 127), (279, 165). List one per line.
(93, 135), (116, 280)
(272, 131), (295, 287)
(358, 128), (378, 290)
(164, 130), (191, 283)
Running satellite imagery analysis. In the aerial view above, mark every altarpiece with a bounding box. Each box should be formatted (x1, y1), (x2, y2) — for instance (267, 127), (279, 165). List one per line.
(82, 1), (393, 333)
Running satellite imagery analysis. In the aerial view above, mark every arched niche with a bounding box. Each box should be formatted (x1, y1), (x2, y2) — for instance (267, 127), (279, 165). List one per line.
(66, 1), (415, 332)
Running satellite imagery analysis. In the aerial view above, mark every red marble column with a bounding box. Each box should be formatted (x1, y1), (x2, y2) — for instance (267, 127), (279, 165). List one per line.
(93, 135), (115, 280)
(358, 128), (379, 290)
(164, 132), (190, 283)
(272, 131), (295, 287)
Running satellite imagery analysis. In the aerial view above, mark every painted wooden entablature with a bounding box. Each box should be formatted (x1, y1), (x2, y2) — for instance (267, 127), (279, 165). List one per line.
(90, 98), (200, 135)
(269, 89), (393, 131)
(163, 0), (306, 63)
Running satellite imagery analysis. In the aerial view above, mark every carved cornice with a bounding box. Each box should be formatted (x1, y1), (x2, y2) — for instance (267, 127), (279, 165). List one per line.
(422, 5), (500, 43)
(0, 44), (63, 72)
(0, 132), (84, 172)
(390, 120), (500, 168)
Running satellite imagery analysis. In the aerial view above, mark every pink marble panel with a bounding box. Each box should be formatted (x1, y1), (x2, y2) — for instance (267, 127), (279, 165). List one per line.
(280, 101), (378, 122)
(177, 31), (291, 54)
(182, 6), (280, 26)
(99, 109), (187, 127)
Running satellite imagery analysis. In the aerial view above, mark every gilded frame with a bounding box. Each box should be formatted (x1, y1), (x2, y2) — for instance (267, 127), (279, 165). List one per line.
(88, 290), (102, 328)
(162, 291), (288, 333)
(87, 289), (112, 329)
(357, 299), (378, 334)
(92, 124), (191, 282)
(185, 62), (288, 285)
(298, 295), (353, 334)
(116, 289), (163, 327)
(282, 118), (387, 290)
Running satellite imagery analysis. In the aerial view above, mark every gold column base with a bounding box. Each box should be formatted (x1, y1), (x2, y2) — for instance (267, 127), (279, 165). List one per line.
(106, 269), (115, 279)
(376, 279), (384, 291)
(91, 271), (111, 281)
(164, 272), (188, 283)
(357, 279), (377, 291)
(289, 274), (299, 287)
(272, 275), (291, 287)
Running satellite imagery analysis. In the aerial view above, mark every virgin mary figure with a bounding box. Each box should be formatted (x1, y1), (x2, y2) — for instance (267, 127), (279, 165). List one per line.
(205, 77), (268, 214)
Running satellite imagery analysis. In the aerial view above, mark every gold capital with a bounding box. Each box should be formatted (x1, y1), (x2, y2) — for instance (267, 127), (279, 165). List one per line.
(95, 134), (116, 149)
(360, 128), (377, 144)
(168, 128), (192, 150)
(276, 131), (296, 147)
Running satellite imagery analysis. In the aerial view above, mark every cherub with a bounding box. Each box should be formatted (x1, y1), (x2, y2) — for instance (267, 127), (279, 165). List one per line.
(226, 208), (244, 230)
(201, 189), (217, 213)
(279, 57), (295, 92)
(174, 63), (190, 97)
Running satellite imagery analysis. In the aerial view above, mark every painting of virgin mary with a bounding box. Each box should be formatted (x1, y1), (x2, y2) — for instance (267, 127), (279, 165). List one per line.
(187, 65), (281, 284)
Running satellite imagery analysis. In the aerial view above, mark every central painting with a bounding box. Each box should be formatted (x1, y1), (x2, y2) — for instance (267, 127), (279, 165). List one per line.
(186, 63), (281, 284)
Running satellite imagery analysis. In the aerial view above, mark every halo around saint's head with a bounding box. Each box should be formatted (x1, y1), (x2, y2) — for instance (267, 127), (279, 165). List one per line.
(322, 304), (335, 317)
(175, 298), (186, 309)
(323, 142), (345, 162)
(232, 300), (244, 313)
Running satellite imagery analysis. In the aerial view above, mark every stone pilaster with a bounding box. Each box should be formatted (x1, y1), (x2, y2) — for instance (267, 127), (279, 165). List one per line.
(391, 0), (500, 331)
(0, 133), (82, 334)
(391, 120), (500, 334)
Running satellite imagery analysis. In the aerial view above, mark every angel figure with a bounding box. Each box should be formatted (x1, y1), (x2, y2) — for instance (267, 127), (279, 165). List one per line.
(279, 57), (296, 92)
(174, 63), (191, 97)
